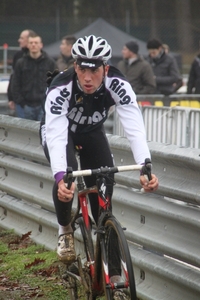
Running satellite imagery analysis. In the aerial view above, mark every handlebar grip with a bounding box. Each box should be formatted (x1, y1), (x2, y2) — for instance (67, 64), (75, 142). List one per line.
(141, 158), (152, 181)
(63, 167), (73, 189)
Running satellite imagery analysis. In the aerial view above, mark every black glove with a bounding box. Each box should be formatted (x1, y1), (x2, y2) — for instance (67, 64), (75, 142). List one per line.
(46, 69), (59, 87)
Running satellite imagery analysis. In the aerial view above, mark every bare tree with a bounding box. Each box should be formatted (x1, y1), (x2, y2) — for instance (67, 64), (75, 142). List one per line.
(149, 0), (159, 38)
(131, 0), (139, 26)
(175, 0), (193, 52)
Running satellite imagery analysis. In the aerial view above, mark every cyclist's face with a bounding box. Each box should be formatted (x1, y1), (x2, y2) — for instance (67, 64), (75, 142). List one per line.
(74, 63), (109, 94)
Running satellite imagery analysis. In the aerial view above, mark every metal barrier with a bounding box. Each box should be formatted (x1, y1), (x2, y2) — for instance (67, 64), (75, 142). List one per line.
(0, 45), (19, 73)
(0, 75), (15, 116)
(114, 105), (200, 148)
(0, 115), (200, 300)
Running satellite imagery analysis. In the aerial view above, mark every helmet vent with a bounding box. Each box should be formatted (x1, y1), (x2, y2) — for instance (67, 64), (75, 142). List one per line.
(94, 48), (103, 56)
(88, 36), (94, 51)
(78, 46), (86, 56)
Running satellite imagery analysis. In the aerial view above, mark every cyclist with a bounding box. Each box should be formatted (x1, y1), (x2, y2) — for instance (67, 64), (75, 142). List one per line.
(42, 35), (159, 298)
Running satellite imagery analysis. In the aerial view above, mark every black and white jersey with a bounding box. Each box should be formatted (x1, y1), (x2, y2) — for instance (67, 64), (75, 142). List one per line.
(45, 65), (150, 176)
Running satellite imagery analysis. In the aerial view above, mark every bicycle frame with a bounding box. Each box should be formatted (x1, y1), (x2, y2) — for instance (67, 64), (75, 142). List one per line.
(70, 172), (134, 296)
(70, 174), (112, 293)
(64, 158), (151, 299)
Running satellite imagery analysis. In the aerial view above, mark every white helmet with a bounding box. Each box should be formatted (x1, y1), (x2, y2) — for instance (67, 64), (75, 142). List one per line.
(71, 35), (112, 64)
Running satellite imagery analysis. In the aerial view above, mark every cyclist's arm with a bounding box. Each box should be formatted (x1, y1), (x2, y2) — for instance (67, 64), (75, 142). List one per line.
(45, 85), (70, 181)
(111, 81), (150, 164)
(106, 74), (158, 190)
(106, 73), (150, 165)
(116, 102), (150, 165)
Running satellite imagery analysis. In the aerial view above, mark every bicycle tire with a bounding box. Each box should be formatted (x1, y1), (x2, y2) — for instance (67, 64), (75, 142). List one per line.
(77, 216), (95, 263)
(77, 216), (95, 300)
(102, 216), (137, 300)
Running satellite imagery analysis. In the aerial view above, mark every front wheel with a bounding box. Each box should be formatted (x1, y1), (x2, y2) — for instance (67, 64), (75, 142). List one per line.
(102, 216), (137, 300)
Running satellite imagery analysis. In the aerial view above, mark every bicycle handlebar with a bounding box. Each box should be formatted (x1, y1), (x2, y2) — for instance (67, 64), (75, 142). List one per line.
(63, 158), (152, 185)
(64, 164), (142, 179)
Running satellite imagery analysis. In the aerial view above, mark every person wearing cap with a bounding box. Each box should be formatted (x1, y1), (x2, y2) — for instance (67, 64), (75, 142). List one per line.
(117, 40), (156, 94)
(146, 38), (182, 95)
(41, 36), (159, 283)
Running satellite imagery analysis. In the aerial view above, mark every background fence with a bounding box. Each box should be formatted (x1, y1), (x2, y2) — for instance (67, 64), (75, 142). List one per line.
(0, 45), (19, 73)
(0, 115), (199, 300)
(1, 16), (199, 51)
(113, 104), (200, 148)
(1, 83), (200, 148)
(0, 12), (199, 74)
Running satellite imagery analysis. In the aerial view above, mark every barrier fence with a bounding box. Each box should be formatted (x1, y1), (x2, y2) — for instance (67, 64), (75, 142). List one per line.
(0, 98), (200, 148)
(0, 115), (199, 300)
(0, 46), (19, 73)
(136, 93), (200, 108)
(114, 105), (200, 148)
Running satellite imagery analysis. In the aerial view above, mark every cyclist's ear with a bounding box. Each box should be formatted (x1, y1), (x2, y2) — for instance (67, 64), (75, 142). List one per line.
(104, 65), (109, 76)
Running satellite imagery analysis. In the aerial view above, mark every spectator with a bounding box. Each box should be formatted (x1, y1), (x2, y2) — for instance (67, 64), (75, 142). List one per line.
(12, 34), (56, 121)
(162, 43), (170, 54)
(56, 35), (76, 71)
(7, 29), (36, 118)
(187, 48), (200, 94)
(117, 41), (156, 94)
(146, 39), (182, 95)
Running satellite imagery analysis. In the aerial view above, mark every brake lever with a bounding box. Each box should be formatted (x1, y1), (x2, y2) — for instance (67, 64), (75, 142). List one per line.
(141, 158), (152, 181)
(63, 167), (73, 189)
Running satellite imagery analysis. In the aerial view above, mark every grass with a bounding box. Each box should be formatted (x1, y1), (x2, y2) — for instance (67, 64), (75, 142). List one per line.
(0, 229), (106, 300)
(0, 229), (71, 299)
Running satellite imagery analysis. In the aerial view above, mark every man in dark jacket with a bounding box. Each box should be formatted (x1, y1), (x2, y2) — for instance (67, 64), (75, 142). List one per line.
(7, 29), (36, 118)
(117, 41), (156, 94)
(12, 34), (56, 121)
(187, 52), (200, 94)
(146, 39), (182, 96)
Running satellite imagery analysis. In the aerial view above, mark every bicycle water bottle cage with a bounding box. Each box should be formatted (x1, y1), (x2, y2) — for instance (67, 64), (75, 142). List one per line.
(140, 158), (152, 181)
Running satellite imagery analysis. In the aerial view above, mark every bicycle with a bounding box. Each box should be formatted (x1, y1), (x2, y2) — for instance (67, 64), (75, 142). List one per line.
(61, 150), (152, 300)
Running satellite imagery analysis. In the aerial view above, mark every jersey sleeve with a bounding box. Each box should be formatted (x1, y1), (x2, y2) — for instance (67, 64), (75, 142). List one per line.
(105, 71), (151, 165)
(45, 81), (73, 177)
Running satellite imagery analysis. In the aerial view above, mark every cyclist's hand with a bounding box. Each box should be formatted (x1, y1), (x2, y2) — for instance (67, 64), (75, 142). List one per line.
(57, 179), (75, 202)
(140, 174), (159, 192)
